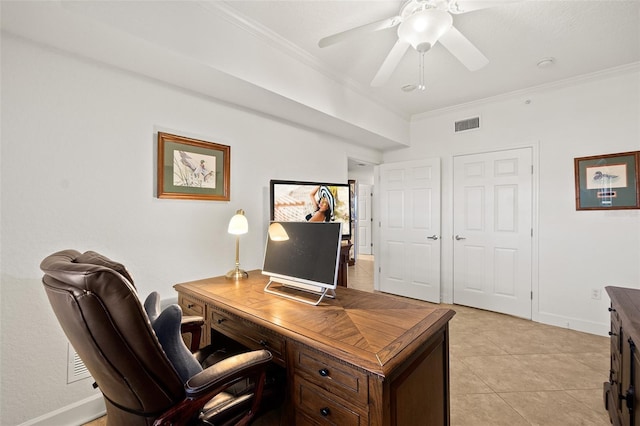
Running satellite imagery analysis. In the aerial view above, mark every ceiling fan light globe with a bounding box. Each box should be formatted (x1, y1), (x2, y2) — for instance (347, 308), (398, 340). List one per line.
(398, 9), (453, 51)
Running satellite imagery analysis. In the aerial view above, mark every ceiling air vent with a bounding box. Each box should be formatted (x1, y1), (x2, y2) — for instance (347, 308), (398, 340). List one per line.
(454, 116), (480, 133)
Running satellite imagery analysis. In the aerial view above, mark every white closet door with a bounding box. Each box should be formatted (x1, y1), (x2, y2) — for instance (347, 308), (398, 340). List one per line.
(453, 148), (533, 319)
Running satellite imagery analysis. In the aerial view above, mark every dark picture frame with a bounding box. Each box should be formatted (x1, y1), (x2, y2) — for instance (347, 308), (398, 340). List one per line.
(574, 151), (640, 210)
(157, 132), (230, 201)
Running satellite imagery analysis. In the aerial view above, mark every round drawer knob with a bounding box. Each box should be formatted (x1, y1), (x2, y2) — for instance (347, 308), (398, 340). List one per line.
(217, 318), (226, 325)
(318, 368), (330, 377)
(187, 304), (194, 309)
(320, 407), (331, 417)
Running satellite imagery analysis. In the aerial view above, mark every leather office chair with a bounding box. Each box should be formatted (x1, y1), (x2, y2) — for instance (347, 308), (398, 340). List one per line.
(40, 249), (279, 426)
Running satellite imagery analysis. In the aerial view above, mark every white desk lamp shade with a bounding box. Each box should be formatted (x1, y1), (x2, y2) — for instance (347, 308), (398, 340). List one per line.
(228, 210), (248, 235)
(226, 209), (249, 280)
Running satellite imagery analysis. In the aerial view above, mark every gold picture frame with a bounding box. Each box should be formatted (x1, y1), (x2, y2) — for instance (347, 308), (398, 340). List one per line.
(157, 132), (230, 201)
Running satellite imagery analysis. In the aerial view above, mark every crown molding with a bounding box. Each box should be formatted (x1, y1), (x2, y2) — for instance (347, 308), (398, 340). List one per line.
(412, 61), (640, 121)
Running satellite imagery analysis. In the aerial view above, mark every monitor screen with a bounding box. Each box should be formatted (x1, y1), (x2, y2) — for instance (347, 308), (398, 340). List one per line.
(262, 221), (342, 290)
(270, 180), (351, 240)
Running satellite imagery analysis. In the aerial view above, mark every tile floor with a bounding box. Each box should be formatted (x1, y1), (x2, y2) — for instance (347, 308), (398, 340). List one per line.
(86, 255), (612, 425)
(349, 255), (611, 426)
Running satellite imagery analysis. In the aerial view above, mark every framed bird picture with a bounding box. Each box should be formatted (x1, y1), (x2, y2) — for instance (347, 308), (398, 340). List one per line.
(157, 132), (230, 201)
(574, 151), (640, 210)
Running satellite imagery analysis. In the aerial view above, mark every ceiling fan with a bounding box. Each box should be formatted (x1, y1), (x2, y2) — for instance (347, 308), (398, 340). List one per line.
(319, 0), (511, 87)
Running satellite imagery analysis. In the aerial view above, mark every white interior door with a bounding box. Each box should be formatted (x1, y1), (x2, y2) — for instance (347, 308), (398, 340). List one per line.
(357, 184), (372, 255)
(378, 159), (441, 303)
(453, 148), (533, 319)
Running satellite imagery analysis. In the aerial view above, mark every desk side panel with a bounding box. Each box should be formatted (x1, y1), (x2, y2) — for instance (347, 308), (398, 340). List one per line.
(386, 325), (450, 426)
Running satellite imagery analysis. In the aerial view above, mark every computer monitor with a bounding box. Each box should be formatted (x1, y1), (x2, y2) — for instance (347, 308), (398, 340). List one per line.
(262, 221), (342, 305)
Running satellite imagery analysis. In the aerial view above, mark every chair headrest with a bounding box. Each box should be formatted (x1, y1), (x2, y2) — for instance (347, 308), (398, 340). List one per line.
(40, 249), (136, 291)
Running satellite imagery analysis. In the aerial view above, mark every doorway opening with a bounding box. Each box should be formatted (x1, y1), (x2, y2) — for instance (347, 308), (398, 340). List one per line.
(347, 158), (376, 266)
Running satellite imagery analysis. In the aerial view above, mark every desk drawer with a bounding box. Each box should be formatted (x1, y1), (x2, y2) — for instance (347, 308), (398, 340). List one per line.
(210, 308), (285, 365)
(292, 343), (368, 407)
(179, 294), (205, 317)
(294, 375), (367, 426)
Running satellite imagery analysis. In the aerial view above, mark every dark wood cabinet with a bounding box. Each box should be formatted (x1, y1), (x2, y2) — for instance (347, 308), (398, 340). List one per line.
(605, 286), (640, 426)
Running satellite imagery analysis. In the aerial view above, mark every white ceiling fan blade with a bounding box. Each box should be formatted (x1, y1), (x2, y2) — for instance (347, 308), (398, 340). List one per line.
(371, 40), (411, 87)
(438, 26), (488, 71)
(319, 16), (400, 48)
(449, 0), (520, 14)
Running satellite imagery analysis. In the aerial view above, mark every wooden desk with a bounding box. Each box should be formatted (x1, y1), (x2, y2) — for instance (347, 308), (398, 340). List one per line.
(175, 271), (455, 425)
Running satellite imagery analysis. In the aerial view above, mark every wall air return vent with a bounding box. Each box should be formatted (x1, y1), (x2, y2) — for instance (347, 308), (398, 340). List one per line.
(67, 343), (91, 383)
(454, 116), (480, 133)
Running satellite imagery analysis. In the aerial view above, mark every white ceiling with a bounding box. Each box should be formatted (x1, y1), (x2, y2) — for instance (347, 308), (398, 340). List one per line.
(2, 0), (639, 151)
(222, 0), (640, 116)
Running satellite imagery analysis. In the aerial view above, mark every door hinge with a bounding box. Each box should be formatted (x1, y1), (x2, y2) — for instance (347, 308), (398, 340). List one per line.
(531, 228), (533, 237)
(531, 165), (534, 175)
(531, 291), (533, 300)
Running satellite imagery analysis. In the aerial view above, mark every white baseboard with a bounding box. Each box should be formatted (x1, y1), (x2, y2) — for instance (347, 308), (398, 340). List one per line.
(19, 393), (105, 426)
(536, 311), (609, 337)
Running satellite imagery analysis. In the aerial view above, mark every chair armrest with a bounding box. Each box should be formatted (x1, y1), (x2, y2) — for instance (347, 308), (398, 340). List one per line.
(181, 315), (204, 328)
(186, 349), (272, 396)
(192, 337), (249, 367)
(180, 315), (204, 352)
(152, 350), (272, 426)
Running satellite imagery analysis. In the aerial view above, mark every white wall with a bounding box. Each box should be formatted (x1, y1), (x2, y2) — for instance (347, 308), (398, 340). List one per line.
(348, 168), (375, 186)
(383, 66), (640, 335)
(0, 35), (380, 425)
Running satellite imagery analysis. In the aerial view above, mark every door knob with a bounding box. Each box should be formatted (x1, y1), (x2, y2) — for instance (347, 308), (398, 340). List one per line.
(455, 235), (466, 240)
(427, 235), (439, 240)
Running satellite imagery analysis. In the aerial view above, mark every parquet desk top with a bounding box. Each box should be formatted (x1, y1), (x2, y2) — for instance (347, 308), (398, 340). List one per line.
(175, 270), (455, 377)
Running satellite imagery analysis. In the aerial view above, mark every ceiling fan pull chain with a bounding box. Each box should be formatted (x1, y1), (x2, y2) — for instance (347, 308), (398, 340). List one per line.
(418, 52), (426, 91)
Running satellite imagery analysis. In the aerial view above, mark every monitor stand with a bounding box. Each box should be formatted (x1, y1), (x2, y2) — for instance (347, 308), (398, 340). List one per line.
(264, 279), (336, 306)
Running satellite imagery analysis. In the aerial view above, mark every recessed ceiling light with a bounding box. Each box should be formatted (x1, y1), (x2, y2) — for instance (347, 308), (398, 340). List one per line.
(537, 57), (555, 68)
